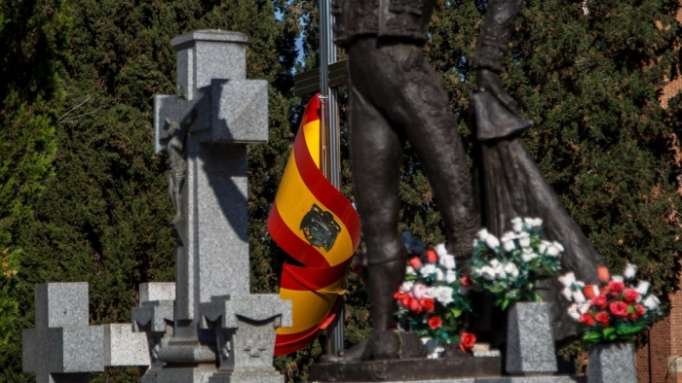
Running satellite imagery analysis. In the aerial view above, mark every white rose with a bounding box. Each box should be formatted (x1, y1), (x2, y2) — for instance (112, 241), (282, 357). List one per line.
(578, 302), (592, 314)
(503, 239), (516, 252)
(492, 263), (506, 279)
(561, 287), (574, 301)
(546, 244), (560, 257)
(558, 272), (577, 288)
(479, 266), (495, 281)
(643, 295), (660, 311)
(624, 262), (637, 280)
(400, 281), (414, 292)
(636, 280), (650, 296)
(519, 237), (531, 249)
(612, 275), (624, 282)
(434, 286), (454, 305)
(485, 234), (501, 250)
(511, 217), (523, 232)
(521, 249), (537, 262)
(501, 231), (517, 242)
(434, 243), (448, 258)
(567, 304), (581, 320)
(412, 283), (429, 299)
(406, 266), (416, 276)
(572, 289), (586, 304)
(503, 262), (519, 278)
(477, 229), (490, 241)
(538, 241), (549, 254)
(420, 264), (437, 277)
(439, 254), (456, 270)
(434, 268), (445, 282)
(552, 241), (565, 252)
(445, 270), (458, 283)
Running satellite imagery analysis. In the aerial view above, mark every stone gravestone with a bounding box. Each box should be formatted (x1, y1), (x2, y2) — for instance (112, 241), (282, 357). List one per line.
(22, 282), (149, 383)
(23, 29), (291, 383)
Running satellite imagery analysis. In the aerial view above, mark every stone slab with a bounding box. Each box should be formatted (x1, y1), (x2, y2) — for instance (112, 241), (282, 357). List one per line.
(201, 294), (293, 329)
(103, 323), (150, 366)
(139, 282), (176, 302)
(205, 78), (268, 143)
(310, 354), (502, 382)
(587, 343), (636, 383)
(209, 370), (284, 383)
(35, 282), (89, 328)
(314, 376), (578, 383)
(171, 30), (248, 100)
(506, 302), (557, 374)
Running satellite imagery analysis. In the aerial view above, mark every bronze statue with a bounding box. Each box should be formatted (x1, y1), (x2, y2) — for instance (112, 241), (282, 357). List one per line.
(334, 0), (482, 360)
(334, 0), (602, 360)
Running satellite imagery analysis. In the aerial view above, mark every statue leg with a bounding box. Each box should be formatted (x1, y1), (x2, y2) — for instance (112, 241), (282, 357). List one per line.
(348, 39), (478, 261)
(387, 45), (479, 261)
(349, 84), (408, 359)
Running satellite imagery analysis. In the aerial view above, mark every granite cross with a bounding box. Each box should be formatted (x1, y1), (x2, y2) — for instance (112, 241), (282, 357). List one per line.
(22, 283), (149, 383)
(149, 30), (291, 383)
(23, 29), (291, 383)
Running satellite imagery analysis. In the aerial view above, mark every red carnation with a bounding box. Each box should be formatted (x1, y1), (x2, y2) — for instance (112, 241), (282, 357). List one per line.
(459, 332), (477, 352)
(409, 257), (423, 270)
(609, 301), (628, 318)
(399, 295), (412, 308)
(421, 298), (436, 313)
(608, 280), (625, 295)
(597, 266), (610, 283)
(425, 249), (438, 264)
(579, 313), (596, 327)
(623, 288), (639, 303)
(592, 294), (608, 309)
(583, 285), (597, 300)
(595, 311), (610, 326)
(427, 316), (443, 330)
(409, 298), (422, 313)
(396, 293), (412, 309)
(635, 304), (646, 318)
(459, 275), (472, 287)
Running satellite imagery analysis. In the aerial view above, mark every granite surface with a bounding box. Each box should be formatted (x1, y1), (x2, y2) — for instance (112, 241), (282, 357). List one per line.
(505, 302), (558, 374)
(587, 342), (636, 383)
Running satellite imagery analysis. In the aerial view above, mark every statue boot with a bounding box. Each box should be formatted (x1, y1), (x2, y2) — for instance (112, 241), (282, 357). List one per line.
(361, 258), (426, 360)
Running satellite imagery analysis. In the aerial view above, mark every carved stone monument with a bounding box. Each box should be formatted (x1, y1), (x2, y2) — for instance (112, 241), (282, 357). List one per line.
(23, 29), (291, 383)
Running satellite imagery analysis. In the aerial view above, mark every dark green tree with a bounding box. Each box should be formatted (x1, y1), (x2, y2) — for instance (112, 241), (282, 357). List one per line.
(1, 1), (301, 382)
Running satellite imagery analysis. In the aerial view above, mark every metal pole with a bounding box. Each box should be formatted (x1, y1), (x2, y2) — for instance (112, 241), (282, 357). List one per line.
(319, 0), (344, 356)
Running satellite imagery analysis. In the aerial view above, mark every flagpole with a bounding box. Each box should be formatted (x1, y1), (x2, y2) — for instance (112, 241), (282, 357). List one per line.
(319, 0), (344, 356)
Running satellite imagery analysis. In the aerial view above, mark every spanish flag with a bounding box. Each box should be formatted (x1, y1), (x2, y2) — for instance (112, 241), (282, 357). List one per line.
(268, 94), (360, 355)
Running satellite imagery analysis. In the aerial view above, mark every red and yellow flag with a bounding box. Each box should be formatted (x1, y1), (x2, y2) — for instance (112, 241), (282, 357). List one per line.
(268, 94), (360, 355)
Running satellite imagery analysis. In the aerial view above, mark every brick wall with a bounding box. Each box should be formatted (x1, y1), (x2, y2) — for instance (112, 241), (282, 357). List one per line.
(634, 4), (681, 382)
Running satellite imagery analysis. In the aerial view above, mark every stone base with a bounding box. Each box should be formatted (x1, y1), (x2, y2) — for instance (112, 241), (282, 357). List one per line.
(209, 369), (284, 383)
(313, 376), (578, 383)
(310, 354), (501, 382)
(587, 343), (636, 383)
(506, 302), (557, 374)
(151, 365), (217, 383)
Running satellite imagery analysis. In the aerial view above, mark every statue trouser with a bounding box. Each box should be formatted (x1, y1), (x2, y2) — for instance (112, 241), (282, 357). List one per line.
(348, 37), (478, 359)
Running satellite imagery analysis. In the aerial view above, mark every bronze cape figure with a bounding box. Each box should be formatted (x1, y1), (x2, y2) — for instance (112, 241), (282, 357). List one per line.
(334, 0), (602, 360)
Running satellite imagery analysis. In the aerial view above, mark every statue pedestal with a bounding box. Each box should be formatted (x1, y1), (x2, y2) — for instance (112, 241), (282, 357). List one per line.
(310, 353), (501, 382)
(312, 376), (578, 383)
(310, 351), (578, 383)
